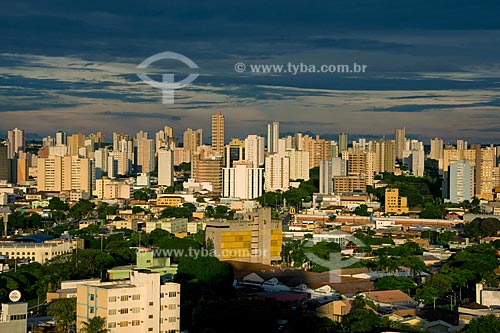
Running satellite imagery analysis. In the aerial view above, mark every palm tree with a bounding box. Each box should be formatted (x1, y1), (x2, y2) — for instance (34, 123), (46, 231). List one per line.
(80, 316), (107, 333)
(47, 298), (76, 333)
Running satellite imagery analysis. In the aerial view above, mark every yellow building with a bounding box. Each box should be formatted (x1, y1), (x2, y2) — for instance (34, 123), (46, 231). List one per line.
(205, 208), (282, 265)
(156, 196), (184, 207)
(384, 188), (409, 214)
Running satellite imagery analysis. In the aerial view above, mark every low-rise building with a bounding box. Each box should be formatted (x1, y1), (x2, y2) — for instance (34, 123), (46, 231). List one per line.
(0, 239), (72, 264)
(0, 302), (27, 333)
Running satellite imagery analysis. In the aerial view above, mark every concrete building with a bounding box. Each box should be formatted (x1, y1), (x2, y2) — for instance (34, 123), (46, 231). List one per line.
(476, 283), (500, 307)
(37, 155), (94, 193)
(449, 160), (474, 203)
(224, 138), (245, 168)
(7, 128), (25, 159)
(430, 138), (444, 160)
(338, 133), (348, 154)
(333, 176), (366, 193)
(475, 145), (495, 200)
(0, 146), (11, 182)
(0, 302), (27, 333)
(205, 208), (282, 265)
(211, 112), (225, 156)
(135, 138), (155, 174)
(372, 139), (395, 173)
(183, 128), (203, 153)
(158, 148), (174, 187)
(95, 178), (131, 199)
(76, 270), (180, 333)
(264, 154), (290, 192)
(395, 127), (406, 160)
(223, 161), (263, 199)
(384, 188), (409, 214)
(244, 135), (265, 167)
(286, 149), (310, 181)
(192, 155), (223, 194)
(319, 160), (333, 194)
(267, 121), (279, 154)
(409, 149), (425, 177)
(0, 239), (73, 264)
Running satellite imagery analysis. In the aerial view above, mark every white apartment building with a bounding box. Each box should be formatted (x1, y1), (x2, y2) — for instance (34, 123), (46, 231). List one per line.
(223, 161), (263, 199)
(244, 135), (265, 167)
(158, 149), (174, 187)
(76, 270), (180, 333)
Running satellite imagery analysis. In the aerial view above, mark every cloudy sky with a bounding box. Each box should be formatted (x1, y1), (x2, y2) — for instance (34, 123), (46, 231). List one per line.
(1, 0), (500, 143)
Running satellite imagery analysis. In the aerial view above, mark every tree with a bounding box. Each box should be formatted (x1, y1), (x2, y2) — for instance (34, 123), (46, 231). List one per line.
(48, 298), (76, 333)
(354, 204), (370, 216)
(48, 197), (69, 211)
(79, 316), (107, 333)
(375, 276), (416, 293)
(464, 314), (500, 333)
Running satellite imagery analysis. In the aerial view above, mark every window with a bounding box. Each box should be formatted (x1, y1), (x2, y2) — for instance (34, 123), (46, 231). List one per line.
(119, 308), (128, 314)
(121, 295), (129, 301)
(148, 314), (153, 319)
(168, 304), (176, 310)
(169, 317), (176, 323)
(89, 294), (95, 301)
(89, 307), (94, 314)
(149, 301), (154, 306)
(132, 294), (140, 300)
(109, 309), (117, 315)
(168, 292), (177, 297)
(119, 321), (128, 327)
(132, 307), (140, 313)
(160, 292), (164, 298)
(108, 322), (116, 328)
(109, 296), (117, 302)
(132, 320), (140, 326)
(148, 328), (153, 332)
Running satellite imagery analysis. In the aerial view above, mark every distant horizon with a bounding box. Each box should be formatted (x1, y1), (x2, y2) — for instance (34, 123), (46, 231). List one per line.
(2, 1), (500, 142)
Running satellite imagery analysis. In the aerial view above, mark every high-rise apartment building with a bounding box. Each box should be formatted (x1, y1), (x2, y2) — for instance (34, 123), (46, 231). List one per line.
(135, 138), (155, 174)
(267, 121), (280, 154)
(264, 154), (290, 192)
(158, 148), (174, 187)
(449, 160), (474, 203)
(222, 160), (263, 199)
(244, 135), (265, 167)
(37, 155), (93, 193)
(0, 146), (11, 182)
(395, 127), (406, 160)
(7, 128), (25, 159)
(68, 133), (84, 156)
(183, 128), (203, 153)
(338, 133), (348, 154)
(430, 138), (444, 160)
(475, 145), (495, 200)
(372, 139), (395, 173)
(211, 112), (225, 155)
(192, 154), (223, 194)
(286, 149), (310, 181)
(76, 270), (181, 333)
(224, 138), (245, 167)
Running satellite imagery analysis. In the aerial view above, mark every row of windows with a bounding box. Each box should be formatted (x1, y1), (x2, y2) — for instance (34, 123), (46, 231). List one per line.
(108, 321), (144, 328)
(10, 314), (27, 321)
(109, 294), (141, 302)
(160, 292), (178, 298)
(108, 307), (141, 315)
